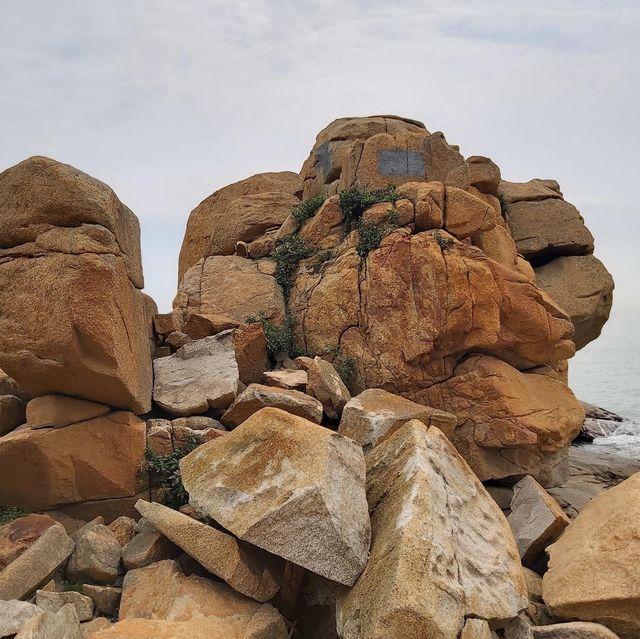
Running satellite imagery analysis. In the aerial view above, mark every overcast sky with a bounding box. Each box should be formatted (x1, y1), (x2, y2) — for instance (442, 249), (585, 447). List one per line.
(1, 1), (638, 380)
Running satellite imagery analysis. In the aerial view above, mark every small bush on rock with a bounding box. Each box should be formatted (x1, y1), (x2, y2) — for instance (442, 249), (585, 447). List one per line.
(0, 505), (29, 524)
(434, 230), (454, 252)
(145, 436), (198, 509)
(292, 194), (327, 224)
(338, 185), (401, 227)
(270, 235), (314, 298)
(498, 192), (509, 217)
(356, 212), (400, 258)
(248, 313), (298, 357)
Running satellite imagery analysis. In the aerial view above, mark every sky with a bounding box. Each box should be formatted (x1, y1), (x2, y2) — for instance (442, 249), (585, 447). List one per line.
(1, 0), (639, 406)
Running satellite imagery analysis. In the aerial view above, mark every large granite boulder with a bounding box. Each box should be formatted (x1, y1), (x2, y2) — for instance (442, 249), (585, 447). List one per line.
(535, 255), (614, 350)
(178, 171), (302, 280)
(543, 472), (640, 639)
(180, 408), (370, 585)
(0, 157), (153, 413)
(425, 355), (585, 483)
(0, 412), (148, 511)
(336, 420), (527, 638)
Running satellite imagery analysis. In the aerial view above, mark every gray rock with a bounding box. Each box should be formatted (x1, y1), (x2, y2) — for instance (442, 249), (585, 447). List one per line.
(81, 584), (121, 616)
(532, 622), (621, 639)
(0, 600), (44, 638)
(153, 334), (241, 416)
(35, 590), (93, 622)
(15, 603), (82, 639)
(121, 519), (176, 570)
(66, 524), (120, 585)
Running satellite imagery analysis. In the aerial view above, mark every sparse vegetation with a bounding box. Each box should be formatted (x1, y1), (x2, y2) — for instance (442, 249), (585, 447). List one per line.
(145, 436), (199, 509)
(291, 194), (327, 224)
(270, 235), (314, 298)
(0, 505), (29, 525)
(338, 185), (402, 227)
(434, 230), (454, 252)
(498, 192), (509, 217)
(248, 313), (297, 357)
(335, 355), (357, 392)
(356, 211), (400, 258)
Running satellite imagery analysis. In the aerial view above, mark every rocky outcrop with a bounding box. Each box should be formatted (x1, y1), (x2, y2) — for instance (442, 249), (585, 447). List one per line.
(0, 157), (153, 413)
(543, 472), (640, 639)
(178, 171), (302, 280)
(336, 420), (527, 638)
(181, 408), (370, 585)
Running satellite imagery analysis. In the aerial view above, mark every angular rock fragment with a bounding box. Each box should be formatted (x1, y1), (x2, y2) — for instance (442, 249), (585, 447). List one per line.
(121, 519), (176, 571)
(108, 516), (136, 547)
(25, 395), (109, 429)
(221, 383), (323, 427)
(153, 333), (241, 416)
(15, 603), (82, 639)
(0, 600), (44, 637)
(81, 584), (121, 616)
(508, 476), (570, 566)
(135, 500), (282, 602)
(0, 394), (25, 435)
(66, 524), (121, 584)
(0, 412), (148, 511)
(35, 590), (94, 621)
(543, 473), (640, 639)
(461, 618), (493, 639)
(337, 420), (527, 639)
(233, 323), (269, 385)
(531, 622), (621, 638)
(306, 357), (351, 420)
(263, 369), (307, 390)
(0, 514), (57, 570)
(81, 618), (113, 636)
(0, 524), (74, 600)
(338, 388), (456, 449)
(181, 408), (370, 585)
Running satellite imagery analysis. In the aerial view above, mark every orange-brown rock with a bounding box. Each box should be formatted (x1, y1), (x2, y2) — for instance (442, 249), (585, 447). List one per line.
(233, 323), (269, 385)
(0, 157), (152, 413)
(26, 395), (109, 429)
(178, 171), (302, 280)
(467, 156), (501, 195)
(289, 231), (575, 401)
(174, 255), (285, 325)
(0, 412), (148, 510)
(426, 355), (585, 482)
(0, 514), (57, 570)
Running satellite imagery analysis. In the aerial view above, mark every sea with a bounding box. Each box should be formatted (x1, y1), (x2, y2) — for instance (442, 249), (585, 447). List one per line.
(571, 311), (640, 458)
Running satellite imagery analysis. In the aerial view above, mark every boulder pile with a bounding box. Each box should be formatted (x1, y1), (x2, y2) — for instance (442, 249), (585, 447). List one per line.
(0, 115), (632, 639)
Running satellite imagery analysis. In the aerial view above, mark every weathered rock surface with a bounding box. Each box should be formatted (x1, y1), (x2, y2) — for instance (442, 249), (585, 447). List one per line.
(505, 197), (593, 263)
(35, 590), (94, 621)
(531, 622), (621, 638)
(0, 514), (57, 570)
(0, 600), (44, 637)
(108, 516), (136, 547)
(153, 333), (241, 416)
(508, 476), (570, 566)
(135, 500), (282, 602)
(306, 357), (351, 420)
(122, 519), (176, 571)
(0, 412), (148, 511)
(337, 421), (527, 638)
(116, 560), (287, 637)
(181, 408), (370, 585)
(426, 355), (584, 482)
(81, 584), (121, 616)
(25, 395), (109, 429)
(543, 472), (640, 638)
(82, 618), (113, 637)
(178, 171), (302, 280)
(535, 255), (614, 350)
(289, 231), (575, 402)
(15, 603), (82, 639)
(338, 388), (456, 450)
(263, 369), (307, 390)
(174, 255), (285, 325)
(0, 523), (74, 600)
(461, 618), (493, 639)
(0, 394), (25, 435)
(66, 523), (121, 584)
(221, 383), (323, 427)
(0, 158), (152, 413)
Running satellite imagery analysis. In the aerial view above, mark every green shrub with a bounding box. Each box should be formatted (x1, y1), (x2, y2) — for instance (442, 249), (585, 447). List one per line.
(335, 355), (357, 392)
(248, 314), (297, 357)
(338, 185), (401, 227)
(270, 235), (314, 298)
(498, 192), (509, 217)
(0, 506), (29, 525)
(356, 211), (400, 258)
(292, 194), (327, 224)
(434, 230), (454, 251)
(145, 436), (199, 509)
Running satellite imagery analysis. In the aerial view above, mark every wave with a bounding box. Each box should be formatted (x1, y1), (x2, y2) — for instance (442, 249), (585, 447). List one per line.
(590, 419), (640, 457)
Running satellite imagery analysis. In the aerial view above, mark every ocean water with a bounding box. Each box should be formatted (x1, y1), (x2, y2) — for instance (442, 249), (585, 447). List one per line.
(571, 311), (640, 457)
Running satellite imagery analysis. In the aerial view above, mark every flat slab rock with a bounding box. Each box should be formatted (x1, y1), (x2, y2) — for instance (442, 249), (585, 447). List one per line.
(180, 407), (370, 586)
(135, 499), (282, 602)
(152, 333), (241, 416)
(337, 420), (527, 639)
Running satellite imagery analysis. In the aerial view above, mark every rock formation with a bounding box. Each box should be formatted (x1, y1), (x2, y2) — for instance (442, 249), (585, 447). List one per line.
(0, 115), (622, 639)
